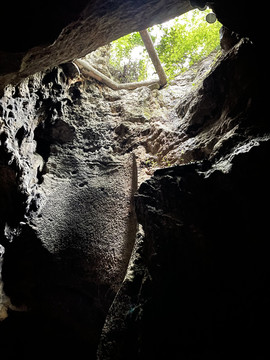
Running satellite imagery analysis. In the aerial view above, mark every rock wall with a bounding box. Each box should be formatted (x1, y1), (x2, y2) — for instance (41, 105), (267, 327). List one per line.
(0, 1), (269, 359)
(0, 66), (139, 358)
(97, 41), (270, 359)
(1, 36), (269, 358)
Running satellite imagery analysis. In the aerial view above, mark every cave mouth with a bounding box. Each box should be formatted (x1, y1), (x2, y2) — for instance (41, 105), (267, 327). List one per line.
(79, 7), (222, 88)
(70, 6), (223, 184)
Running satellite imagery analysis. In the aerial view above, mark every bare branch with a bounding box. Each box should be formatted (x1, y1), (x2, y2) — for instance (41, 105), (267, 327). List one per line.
(139, 29), (167, 87)
(74, 59), (160, 90)
(74, 30), (167, 90)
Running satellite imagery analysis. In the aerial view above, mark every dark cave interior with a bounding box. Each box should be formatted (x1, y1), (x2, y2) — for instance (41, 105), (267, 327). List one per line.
(0, 1), (269, 359)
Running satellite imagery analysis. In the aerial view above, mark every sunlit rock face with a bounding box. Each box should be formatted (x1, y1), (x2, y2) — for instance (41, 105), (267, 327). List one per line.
(0, 66), (140, 357)
(0, 50), (221, 357)
(97, 41), (270, 359)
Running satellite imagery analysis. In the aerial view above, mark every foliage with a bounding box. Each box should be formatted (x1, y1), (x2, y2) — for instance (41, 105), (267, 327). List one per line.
(110, 32), (144, 61)
(155, 9), (221, 79)
(109, 8), (221, 82)
(109, 57), (147, 83)
(109, 33), (148, 82)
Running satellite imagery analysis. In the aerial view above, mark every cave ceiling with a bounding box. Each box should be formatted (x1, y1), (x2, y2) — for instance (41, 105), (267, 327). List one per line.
(0, 0), (264, 92)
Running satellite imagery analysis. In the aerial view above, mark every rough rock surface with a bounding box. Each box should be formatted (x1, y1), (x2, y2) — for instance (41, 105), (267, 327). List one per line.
(98, 139), (270, 359)
(0, 67), (139, 357)
(0, 47), (223, 357)
(0, 2), (268, 358)
(97, 41), (270, 359)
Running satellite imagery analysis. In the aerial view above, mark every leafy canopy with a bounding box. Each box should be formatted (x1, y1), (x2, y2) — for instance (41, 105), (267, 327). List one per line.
(109, 9), (221, 82)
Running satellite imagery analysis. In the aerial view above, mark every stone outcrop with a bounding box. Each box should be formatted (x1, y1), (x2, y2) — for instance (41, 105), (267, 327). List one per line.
(97, 40), (270, 359)
(1, 32), (269, 357)
(101, 137), (270, 359)
(0, 45), (215, 356)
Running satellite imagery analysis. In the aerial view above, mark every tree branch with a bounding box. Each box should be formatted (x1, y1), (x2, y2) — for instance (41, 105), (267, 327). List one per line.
(139, 29), (167, 87)
(74, 29), (167, 90)
(74, 59), (161, 90)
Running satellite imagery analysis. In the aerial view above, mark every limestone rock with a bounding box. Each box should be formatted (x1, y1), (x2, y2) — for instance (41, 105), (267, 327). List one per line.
(98, 135), (270, 360)
(0, 67), (138, 357)
(96, 38), (270, 360)
(134, 138), (270, 358)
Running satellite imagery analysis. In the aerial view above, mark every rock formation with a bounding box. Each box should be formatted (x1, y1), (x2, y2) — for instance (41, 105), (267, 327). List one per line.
(0, 0), (268, 359)
(97, 39), (270, 359)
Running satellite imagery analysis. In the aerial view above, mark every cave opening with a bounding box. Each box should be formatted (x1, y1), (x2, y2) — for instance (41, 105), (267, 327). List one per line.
(76, 7), (221, 91)
(72, 6), (223, 184)
(108, 7), (221, 83)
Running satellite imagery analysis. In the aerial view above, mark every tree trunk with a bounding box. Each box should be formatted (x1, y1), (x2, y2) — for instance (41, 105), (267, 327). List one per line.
(139, 29), (167, 87)
(74, 29), (167, 90)
(74, 59), (161, 90)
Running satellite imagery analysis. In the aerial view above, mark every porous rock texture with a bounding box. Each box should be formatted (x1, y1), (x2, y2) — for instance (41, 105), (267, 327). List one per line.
(97, 40), (270, 359)
(0, 65), (140, 358)
(0, 0), (269, 359)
